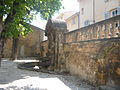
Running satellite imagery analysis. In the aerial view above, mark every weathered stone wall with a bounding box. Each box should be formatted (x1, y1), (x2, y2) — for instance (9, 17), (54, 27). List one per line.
(62, 15), (120, 85)
(3, 39), (12, 58)
(42, 16), (120, 85)
(45, 19), (67, 71)
(40, 40), (48, 57)
(64, 39), (120, 85)
(18, 26), (44, 58)
(65, 15), (120, 43)
(3, 25), (44, 58)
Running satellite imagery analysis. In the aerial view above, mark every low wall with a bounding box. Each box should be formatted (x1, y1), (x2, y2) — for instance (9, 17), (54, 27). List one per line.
(64, 38), (120, 85)
(65, 15), (120, 43)
(42, 16), (120, 85)
(62, 15), (120, 85)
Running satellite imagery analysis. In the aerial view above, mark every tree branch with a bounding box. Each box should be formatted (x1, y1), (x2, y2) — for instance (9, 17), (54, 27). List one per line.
(4, 1), (19, 25)
(0, 16), (3, 34)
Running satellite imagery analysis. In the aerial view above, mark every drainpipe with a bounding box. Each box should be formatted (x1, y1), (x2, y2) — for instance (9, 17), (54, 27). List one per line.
(93, 0), (95, 24)
(78, 12), (80, 29)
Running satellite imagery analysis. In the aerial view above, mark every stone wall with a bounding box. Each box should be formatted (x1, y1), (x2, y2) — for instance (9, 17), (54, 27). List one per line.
(40, 40), (48, 57)
(41, 16), (120, 85)
(65, 15), (120, 43)
(64, 39), (120, 85)
(45, 19), (67, 71)
(3, 39), (12, 58)
(3, 25), (44, 58)
(62, 15), (120, 85)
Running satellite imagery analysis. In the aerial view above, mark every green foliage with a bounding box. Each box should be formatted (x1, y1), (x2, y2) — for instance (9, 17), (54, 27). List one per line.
(0, 0), (62, 38)
(3, 22), (32, 38)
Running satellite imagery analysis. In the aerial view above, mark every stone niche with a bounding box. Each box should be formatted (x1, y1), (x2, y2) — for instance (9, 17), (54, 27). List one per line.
(45, 19), (67, 72)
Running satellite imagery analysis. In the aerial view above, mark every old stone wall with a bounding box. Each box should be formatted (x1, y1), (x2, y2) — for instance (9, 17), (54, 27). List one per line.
(45, 19), (67, 71)
(3, 25), (44, 58)
(61, 15), (120, 85)
(41, 16), (120, 85)
(65, 15), (120, 43)
(64, 39), (120, 85)
(40, 40), (48, 57)
(3, 39), (12, 58)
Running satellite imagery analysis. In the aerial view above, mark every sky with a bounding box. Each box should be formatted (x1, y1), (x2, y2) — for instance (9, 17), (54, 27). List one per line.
(31, 0), (79, 30)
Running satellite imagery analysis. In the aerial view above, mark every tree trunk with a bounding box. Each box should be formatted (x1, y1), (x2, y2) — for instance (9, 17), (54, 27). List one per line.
(11, 38), (19, 60)
(0, 40), (2, 67)
(0, 39), (4, 67)
(0, 16), (3, 67)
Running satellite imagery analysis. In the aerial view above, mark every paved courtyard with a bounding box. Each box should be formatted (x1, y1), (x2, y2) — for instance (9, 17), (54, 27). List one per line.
(0, 59), (93, 90)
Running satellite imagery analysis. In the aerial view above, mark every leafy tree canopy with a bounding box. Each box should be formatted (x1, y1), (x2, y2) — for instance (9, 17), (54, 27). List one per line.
(0, 0), (62, 38)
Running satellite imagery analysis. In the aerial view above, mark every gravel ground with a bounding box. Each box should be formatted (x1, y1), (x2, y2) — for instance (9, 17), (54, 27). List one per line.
(0, 59), (94, 90)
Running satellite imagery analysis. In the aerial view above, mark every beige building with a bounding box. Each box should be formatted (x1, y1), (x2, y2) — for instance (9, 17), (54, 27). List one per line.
(78, 0), (120, 28)
(3, 25), (45, 58)
(57, 11), (80, 31)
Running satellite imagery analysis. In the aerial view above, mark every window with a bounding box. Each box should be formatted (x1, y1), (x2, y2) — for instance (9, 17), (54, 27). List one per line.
(110, 7), (120, 17)
(104, 0), (109, 3)
(104, 11), (110, 19)
(111, 9), (118, 17)
(104, 7), (120, 19)
(84, 20), (90, 26)
(72, 18), (75, 25)
(81, 8), (84, 15)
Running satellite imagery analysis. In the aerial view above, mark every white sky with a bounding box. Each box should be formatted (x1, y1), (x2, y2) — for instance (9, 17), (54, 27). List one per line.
(31, 0), (79, 30)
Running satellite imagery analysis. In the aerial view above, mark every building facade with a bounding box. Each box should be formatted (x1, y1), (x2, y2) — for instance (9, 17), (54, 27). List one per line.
(57, 11), (80, 31)
(66, 12), (80, 31)
(78, 0), (120, 28)
(3, 25), (45, 58)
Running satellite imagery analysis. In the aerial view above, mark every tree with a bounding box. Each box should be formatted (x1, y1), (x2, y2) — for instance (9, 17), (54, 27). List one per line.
(0, 0), (62, 65)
